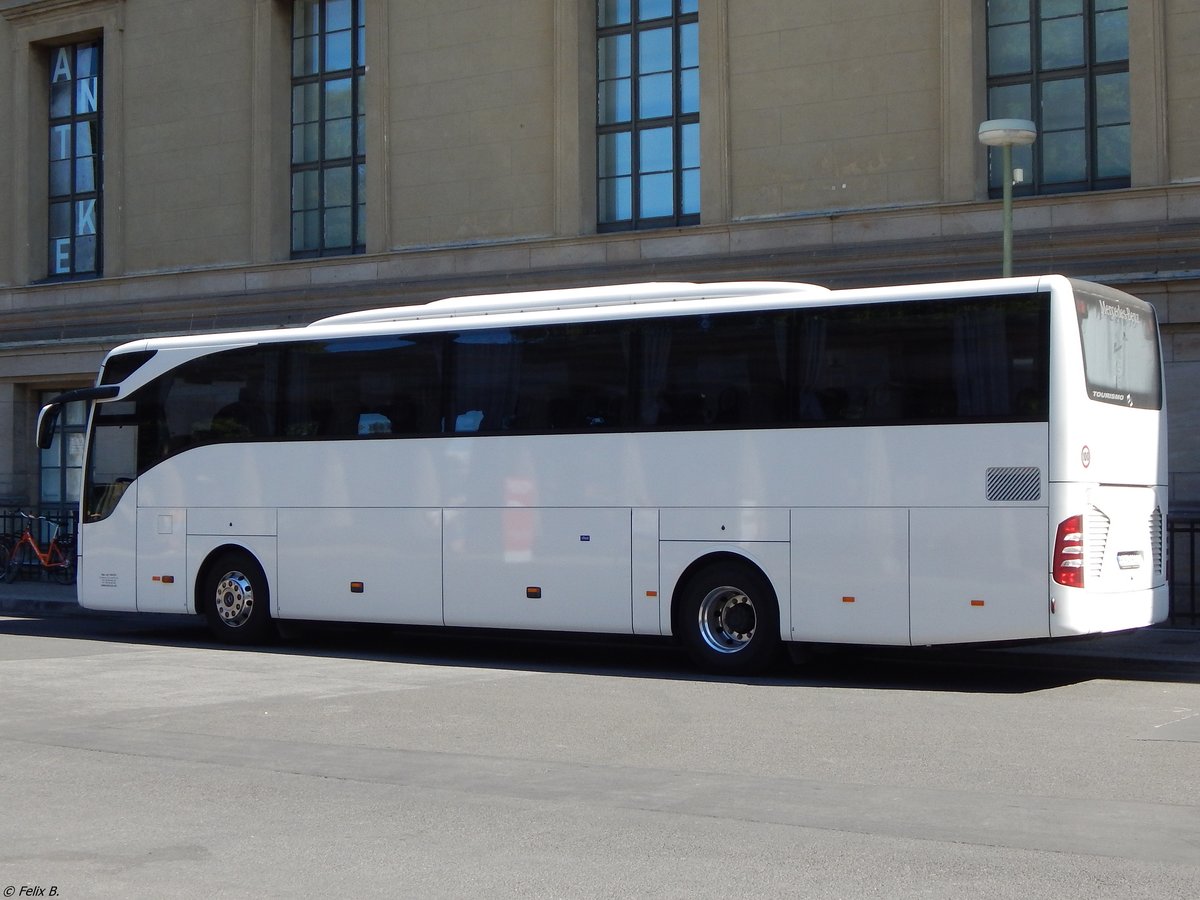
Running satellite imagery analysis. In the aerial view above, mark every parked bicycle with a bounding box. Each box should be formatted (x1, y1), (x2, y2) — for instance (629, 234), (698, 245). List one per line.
(1, 511), (75, 585)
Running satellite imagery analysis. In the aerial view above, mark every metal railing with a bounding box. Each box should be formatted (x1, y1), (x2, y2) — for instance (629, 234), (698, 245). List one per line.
(1, 507), (77, 541)
(1169, 512), (1200, 628)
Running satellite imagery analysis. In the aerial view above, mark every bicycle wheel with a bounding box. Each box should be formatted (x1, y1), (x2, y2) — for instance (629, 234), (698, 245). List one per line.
(54, 545), (76, 585)
(0, 542), (9, 579)
(2, 543), (26, 584)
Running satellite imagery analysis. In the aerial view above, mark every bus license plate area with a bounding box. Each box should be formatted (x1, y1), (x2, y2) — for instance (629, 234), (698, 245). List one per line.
(1117, 550), (1143, 570)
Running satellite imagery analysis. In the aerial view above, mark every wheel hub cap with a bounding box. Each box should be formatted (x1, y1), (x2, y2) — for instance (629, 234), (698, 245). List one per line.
(215, 571), (254, 628)
(698, 586), (757, 654)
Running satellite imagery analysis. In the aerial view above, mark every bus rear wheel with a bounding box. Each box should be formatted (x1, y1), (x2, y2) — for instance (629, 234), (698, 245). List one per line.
(203, 551), (273, 644)
(677, 561), (780, 675)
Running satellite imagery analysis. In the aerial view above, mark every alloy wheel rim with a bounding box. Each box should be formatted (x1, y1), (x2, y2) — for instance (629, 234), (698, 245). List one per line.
(698, 585), (756, 653)
(215, 570), (255, 628)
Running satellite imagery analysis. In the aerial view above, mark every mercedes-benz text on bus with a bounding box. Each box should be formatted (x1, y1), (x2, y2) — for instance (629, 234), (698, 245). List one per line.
(39, 276), (1167, 673)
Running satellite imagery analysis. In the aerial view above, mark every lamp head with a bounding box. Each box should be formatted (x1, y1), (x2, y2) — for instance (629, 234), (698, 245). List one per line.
(977, 118), (1038, 147)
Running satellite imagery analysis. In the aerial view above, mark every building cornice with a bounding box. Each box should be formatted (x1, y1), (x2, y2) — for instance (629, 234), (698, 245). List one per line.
(0, 0), (120, 25)
(2, 186), (1200, 345)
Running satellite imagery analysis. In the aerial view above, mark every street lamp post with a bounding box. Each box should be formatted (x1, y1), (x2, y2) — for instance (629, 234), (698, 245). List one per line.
(977, 118), (1037, 277)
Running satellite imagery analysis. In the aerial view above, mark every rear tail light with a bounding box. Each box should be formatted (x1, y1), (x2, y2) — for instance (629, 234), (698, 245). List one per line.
(1054, 515), (1085, 587)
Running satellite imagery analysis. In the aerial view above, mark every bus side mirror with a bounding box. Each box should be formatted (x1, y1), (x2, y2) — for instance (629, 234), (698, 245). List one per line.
(36, 385), (121, 450)
(36, 404), (60, 450)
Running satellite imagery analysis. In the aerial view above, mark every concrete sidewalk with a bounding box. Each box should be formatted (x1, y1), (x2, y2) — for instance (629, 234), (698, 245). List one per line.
(0, 578), (88, 617)
(1, 577), (1198, 672)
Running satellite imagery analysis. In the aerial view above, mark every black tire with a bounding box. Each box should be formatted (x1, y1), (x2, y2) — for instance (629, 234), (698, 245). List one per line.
(54, 545), (76, 585)
(676, 561), (781, 675)
(202, 550), (274, 644)
(0, 543), (9, 581)
(2, 544), (25, 584)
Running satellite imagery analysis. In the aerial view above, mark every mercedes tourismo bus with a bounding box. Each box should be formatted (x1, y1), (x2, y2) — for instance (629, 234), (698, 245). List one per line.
(39, 276), (1168, 673)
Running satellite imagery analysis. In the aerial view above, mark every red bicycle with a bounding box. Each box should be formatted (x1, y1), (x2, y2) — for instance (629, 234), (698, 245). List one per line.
(1, 512), (75, 585)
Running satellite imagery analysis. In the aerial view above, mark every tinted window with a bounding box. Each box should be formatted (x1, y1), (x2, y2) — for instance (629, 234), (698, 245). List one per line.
(111, 290), (1052, 489)
(146, 346), (282, 459)
(640, 311), (787, 427)
(797, 295), (1050, 425)
(99, 350), (156, 386)
(287, 335), (442, 437)
(1075, 286), (1162, 409)
(450, 322), (630, 433)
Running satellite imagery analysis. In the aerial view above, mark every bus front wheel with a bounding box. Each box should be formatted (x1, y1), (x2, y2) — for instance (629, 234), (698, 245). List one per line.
(202, 551), (273, 645)
(676, 561), (780, 675)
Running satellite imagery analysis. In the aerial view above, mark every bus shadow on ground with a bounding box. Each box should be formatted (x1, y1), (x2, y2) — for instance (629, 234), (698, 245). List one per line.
(0, 610), (1151, 693)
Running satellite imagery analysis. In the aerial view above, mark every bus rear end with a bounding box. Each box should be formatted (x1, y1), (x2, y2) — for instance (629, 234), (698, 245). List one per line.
(1049, 279), (1168, 635)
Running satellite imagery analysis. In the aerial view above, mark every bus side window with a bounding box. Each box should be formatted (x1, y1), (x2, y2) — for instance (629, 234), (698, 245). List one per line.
(386, 397), (421, 433)
(286, 336), (442, 438)
(214, 390), (271, 438)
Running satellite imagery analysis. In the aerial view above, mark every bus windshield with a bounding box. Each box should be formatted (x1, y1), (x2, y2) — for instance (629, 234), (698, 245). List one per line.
(1075, 285), (1162, 410)
(84, 399), (138, 522)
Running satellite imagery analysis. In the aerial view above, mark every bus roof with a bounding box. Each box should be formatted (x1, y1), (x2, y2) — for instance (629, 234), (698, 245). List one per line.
(102, 275), (1085, 367)
(313, 281), (830, 326)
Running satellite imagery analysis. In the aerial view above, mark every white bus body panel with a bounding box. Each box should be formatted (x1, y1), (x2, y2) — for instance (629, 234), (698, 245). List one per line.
(78, 489), (138, 611)
(791, 508), (910, 645)
(277, 508), (443, 625)
(660, 507), (789, 542)
(909, 507), (1049, 644)
(443, 507), (632, 632)
(136, 507), (188, 613)
(81, 422), (1059, 644)
(631, 508), (661, 635)
(1049, 483), (1168, 635)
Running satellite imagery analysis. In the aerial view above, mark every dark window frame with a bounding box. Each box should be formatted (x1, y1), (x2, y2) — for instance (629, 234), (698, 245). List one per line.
(984, 0), (1123, 196)
(290, 0), (366, 258)
(46, 40), (102, 280)
(596, 0), (700, 232)
(985, 0), (1129, 197)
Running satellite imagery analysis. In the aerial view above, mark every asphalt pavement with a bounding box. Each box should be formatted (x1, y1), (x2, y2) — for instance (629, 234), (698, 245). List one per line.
(1, 576), (1198, 674)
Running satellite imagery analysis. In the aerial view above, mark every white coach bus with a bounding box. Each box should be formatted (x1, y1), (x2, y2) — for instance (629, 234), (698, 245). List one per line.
(39, 276), (1167, 673)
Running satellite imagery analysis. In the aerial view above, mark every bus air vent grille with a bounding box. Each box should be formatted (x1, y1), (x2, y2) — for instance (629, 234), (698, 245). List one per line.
(1150, 507), (1164, 574)
(985, 466), (1041, 502)
(1086, 508), (1111, 579)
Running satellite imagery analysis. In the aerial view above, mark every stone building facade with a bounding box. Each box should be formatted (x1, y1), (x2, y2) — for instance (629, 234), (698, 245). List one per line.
(1, 0), (1198, 514)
